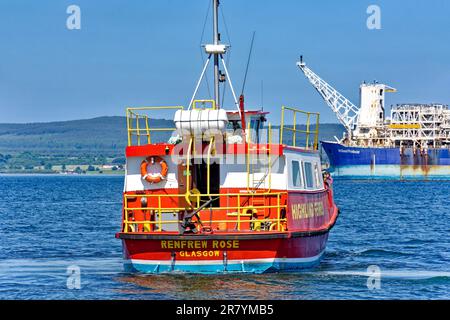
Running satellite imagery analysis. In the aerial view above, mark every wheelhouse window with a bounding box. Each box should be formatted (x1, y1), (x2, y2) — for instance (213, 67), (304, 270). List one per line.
(314, 162), (322, 187)
(303, 162), (315, 189)
(249, 116), (265, 144)
(292, 160), (302, 187)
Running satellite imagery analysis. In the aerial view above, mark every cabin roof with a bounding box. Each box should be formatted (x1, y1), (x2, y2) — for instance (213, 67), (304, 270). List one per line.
(226, 110), (269, 116)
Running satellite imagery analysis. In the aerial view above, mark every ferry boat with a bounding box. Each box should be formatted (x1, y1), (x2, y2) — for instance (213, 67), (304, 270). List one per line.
(298, 59), (450, 179)
(115, 0), (339, 274)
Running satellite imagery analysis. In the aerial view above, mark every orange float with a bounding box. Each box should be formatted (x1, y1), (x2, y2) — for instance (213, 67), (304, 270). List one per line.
(140, 156), (168, 184)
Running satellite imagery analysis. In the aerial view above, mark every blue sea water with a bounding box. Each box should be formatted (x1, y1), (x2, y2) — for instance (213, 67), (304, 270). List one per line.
(0, 175), (448, 300)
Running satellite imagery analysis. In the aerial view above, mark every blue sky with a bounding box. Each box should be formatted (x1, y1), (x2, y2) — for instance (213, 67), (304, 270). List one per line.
(0, 0), (449, 124)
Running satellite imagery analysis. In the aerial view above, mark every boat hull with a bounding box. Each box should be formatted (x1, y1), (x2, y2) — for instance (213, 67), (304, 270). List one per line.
(322, 141), (450, 179)
(120, 233), (329, 274)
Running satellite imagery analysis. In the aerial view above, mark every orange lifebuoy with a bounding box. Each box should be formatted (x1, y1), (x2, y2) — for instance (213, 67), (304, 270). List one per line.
(140, 156), (168, 184)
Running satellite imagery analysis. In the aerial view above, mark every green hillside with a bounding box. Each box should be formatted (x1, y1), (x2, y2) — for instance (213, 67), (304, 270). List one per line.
(0, 116), (345, 173)
(0, 116), (173, 156)
(0, 116), (174, 172)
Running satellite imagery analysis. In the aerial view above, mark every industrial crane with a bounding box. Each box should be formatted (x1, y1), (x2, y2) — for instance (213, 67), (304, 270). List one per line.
(297, 58), (360, 134)
(297, 57), (396, 141)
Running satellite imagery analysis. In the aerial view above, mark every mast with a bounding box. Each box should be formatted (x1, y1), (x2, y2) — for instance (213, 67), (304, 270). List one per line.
(212, 0), (220, 108)
(189, 0), (239, 113)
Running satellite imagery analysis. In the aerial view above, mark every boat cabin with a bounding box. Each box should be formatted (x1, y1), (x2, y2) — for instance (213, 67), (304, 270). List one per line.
(121, 102), (330, 235)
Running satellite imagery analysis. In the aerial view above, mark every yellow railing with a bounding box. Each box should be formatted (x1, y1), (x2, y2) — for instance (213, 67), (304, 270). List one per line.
(206, 136), (215, 195)
(185, 137), (193, 205)
(280, 106), (320, 150)
(123, 192), (287, 233)
(192, 99), (216, 110)
(246, 122), (273, 192)
(126, 106), (183, 146)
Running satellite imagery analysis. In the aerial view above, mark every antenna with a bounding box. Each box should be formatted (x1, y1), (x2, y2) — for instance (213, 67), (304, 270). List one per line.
(241, 31), (256, 95)
(261, 80), (264, 111)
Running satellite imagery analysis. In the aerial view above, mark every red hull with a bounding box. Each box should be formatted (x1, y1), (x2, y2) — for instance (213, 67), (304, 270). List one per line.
(118, 199), (338, 273)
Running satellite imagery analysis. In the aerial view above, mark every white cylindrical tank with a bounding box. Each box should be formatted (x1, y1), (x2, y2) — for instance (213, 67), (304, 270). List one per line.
(174, 109), (228, 136)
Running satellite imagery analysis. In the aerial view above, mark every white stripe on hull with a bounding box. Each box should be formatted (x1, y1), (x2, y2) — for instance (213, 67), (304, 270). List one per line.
(126, 249), (325, 266)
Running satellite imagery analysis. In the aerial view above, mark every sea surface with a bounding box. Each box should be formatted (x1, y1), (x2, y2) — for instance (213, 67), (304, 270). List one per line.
(0, 175), (448, 300)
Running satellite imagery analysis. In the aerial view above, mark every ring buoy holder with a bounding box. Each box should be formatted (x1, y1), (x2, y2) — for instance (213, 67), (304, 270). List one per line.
(140, 156), (168, 184)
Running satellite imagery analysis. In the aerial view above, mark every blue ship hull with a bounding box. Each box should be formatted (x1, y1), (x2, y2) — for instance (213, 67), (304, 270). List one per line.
(321, 141), (450, 179)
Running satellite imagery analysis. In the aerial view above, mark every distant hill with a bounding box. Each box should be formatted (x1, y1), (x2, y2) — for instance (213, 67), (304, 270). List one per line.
(0, 116), (345, 157)
(0, 116), (174, 157)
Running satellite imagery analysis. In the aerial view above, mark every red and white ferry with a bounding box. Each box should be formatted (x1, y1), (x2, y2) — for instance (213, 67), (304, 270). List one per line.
(116, 0), (339, 274)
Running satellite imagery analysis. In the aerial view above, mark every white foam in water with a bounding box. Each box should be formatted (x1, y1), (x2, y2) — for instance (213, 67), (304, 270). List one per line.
(0, 258), (123, 276)
(323, 270), (450, 280)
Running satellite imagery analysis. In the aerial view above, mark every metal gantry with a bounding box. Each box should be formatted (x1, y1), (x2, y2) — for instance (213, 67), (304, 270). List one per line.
(389, 104), (450, 148)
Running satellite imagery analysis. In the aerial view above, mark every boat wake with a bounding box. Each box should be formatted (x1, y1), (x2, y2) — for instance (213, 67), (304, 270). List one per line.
(0, 258), (123, 276)
(320, 270), (450, 281)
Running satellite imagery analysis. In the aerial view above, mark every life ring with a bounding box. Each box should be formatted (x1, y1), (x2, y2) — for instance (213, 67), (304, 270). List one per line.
(140, 156), (168, 184)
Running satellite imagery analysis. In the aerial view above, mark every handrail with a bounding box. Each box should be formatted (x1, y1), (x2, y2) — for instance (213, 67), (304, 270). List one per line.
(246, 121), (251, 191)
(268, 122), (272, 192)
(122, 192), (287, 233)
(185, 137), (193, 206)
(126, 106), (183, 146)
(206, 136), (215, 195)
(280, 106), (320, 150)
(192, 99), (216, 110)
